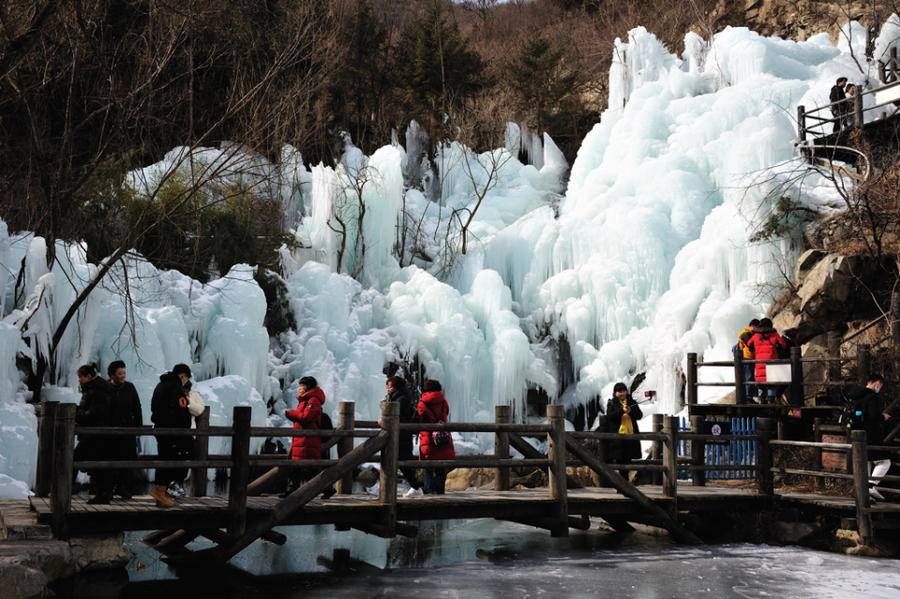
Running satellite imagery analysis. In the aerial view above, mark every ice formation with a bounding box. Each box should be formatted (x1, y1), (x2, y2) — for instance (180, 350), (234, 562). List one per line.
(1, 18), (898, 497)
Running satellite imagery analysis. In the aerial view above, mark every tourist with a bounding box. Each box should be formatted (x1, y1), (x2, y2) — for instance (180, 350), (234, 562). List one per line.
(416, 379), (455, 495)
(284, 376), (334, 498)
(149, 363), (193, 508)
(829, 77), (848, 132)
(736, 319), (760, 398)
(844, 83), (859, 128)
(849, 374), (892, 501)
(385, 375), (422, 491)
(745, 318), (788, 404)
(74, 364), (115, 504)
(106, 361), (143, 500)
(605, 382), (643, 479)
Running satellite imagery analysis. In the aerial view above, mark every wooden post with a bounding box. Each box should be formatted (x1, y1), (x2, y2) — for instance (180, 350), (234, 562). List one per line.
(851, 430), (874, 546)
(228, 406), (252, 537)
(51, 403), (76, 540)
(827, 331), (842, 382)
(378, 399), (400, 532)
(190, 406), (210, 497)
(35, 400), (58, 497)
(733, 347), (745, 406)
(662, 415), (678, 499)
(546, 404), (568, 537)
(857, 344), (871, 384)
(494, 405), (511, 492)
(813, 417), (824, 492)
(686, 353), (698, 406)
(651, 414), (664, 485)
(891, 291), (900, 346)
(852, 92), (863, 128)
(337, 401), (356, 495)
(756, 417), (775, 497)
(690, 415), (706, 487)
(797, 105), (807, 142)
(789, 346), (803, 408)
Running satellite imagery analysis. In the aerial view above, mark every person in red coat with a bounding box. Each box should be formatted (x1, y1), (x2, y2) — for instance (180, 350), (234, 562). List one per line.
(746, 318), (788, 403)
(283, 376), (333, 496)
(416, 379), (455, 494)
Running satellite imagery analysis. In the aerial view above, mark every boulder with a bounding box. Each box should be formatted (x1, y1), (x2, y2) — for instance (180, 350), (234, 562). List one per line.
(794, 248), (826, 282)
(69, 534), (128, 571)
(797, 255), (859, 316)
(445, 468), (496, 491)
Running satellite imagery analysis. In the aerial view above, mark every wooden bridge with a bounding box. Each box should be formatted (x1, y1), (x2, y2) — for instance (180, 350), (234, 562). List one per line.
(796, 66), (900, 167)
(25, 398), (900, 565)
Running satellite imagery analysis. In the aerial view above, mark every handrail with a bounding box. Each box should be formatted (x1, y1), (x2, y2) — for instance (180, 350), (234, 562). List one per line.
(74, 425), (380, 438)
(804, 79), (900, 117)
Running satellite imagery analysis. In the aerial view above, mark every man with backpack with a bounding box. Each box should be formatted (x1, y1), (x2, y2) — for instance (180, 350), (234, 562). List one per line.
(849, 374), (893, 501)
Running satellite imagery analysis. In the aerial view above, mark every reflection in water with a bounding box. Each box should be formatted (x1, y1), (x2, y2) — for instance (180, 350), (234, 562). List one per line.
(52, 519), (900, 599)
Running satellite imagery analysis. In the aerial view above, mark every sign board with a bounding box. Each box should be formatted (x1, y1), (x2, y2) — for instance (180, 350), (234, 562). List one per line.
(765, 364), (792, 383)
(821, 433), (849, 472)
(874, 84), (900, 108)
(703, 420), (731, 445)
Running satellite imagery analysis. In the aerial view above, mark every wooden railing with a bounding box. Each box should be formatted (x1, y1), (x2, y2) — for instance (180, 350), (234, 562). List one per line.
(768, 431), (900, 546)
(797, 77), (900, 141)
(36, 401), (811, 545)
(686, 341), (877, 408)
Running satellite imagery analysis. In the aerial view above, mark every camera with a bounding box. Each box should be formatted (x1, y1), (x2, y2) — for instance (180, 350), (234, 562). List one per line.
(644, 390), (657, 398)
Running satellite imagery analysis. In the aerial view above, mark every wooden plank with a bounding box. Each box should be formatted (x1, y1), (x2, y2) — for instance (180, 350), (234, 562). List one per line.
(494, 406), (511, 491)
(51, 403), (76, 540)
(851, 430), (874, 546)
(397, 423), (552, 433)
(35, 401), (58, 497)
(378, 400), (399, 536)
(337, 401), (355, 495)
(228, 407), (252, 537)
(547, 405), (568, 537)
(191, 407), (211, 497)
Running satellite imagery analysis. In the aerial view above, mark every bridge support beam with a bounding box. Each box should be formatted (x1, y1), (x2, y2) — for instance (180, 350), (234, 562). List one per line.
(547, 404), (569, 537)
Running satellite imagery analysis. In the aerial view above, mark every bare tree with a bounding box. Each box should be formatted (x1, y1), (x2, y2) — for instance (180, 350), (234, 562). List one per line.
(0, 1), (347, 398)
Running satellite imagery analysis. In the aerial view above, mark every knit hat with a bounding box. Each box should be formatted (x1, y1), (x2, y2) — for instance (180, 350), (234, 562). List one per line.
(613, 382), (628, 394)
(298, 376), (318, 389)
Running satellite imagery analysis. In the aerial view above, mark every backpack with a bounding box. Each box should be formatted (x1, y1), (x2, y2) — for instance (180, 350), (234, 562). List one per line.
(320, 412), (334, 431)
(319, 412), (334, 459)
(420, 401), (451, 447)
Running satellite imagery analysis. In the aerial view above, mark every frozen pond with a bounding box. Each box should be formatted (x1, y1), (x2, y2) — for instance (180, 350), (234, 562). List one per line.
(56, 519), (900, 598)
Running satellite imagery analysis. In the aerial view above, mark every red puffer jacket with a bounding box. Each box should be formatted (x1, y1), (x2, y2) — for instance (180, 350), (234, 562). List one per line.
(746, 330), (788, 382)
(416, 391), (455, 461)
(286, 387), (325, 460)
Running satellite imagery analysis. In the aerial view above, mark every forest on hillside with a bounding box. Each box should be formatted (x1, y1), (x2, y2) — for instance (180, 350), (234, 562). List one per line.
(1, 0), (894, 281)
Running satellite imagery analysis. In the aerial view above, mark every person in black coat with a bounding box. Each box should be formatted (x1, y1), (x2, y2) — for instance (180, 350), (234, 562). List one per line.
(829, 77), (848, 133)
(605, 382), (643, 478)
(386, 375), (421, 490)
(149, 363), (193, 507)
(74, 364), (115, 504)
(107, 360), (143, 499)
(849, 374), (892, 501)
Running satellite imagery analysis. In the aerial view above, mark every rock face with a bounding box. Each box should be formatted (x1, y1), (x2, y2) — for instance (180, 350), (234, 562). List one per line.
(740, 0), (876, 39)
(772, 253), (865, 342)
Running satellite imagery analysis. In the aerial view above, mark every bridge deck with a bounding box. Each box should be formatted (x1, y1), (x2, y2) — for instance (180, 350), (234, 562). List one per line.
(29, 486), (766, 536)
